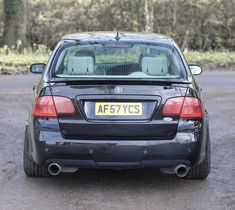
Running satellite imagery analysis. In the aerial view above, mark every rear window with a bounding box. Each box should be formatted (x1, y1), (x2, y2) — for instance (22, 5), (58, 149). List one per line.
(53, 43), (186, 79)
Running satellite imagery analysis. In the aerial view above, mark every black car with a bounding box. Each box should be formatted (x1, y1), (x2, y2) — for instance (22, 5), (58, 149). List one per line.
(24, 32), (210, 179)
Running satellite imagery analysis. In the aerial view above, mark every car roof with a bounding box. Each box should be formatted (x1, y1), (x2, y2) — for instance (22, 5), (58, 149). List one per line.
(61, 32), (174, 46)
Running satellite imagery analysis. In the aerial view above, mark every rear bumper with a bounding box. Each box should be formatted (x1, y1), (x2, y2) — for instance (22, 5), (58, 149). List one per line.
(46, 159), (191, 169)
(30, 131), (205, 169)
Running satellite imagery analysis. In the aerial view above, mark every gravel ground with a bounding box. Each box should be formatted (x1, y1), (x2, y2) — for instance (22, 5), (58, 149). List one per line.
(0, 72), (234, 210)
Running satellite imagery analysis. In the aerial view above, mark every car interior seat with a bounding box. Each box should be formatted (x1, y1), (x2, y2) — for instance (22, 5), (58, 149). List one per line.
(67, 50), (95, 75)
(141, 55), (168, 76)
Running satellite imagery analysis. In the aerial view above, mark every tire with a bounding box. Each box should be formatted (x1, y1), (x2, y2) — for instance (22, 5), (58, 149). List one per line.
(23, 128), (48, 177)
(185, 130), (211, 180)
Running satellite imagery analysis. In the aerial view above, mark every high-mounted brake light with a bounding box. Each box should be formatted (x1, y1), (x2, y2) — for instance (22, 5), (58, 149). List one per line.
(163, 97), (203, 118)
(33, 96), (75, 117)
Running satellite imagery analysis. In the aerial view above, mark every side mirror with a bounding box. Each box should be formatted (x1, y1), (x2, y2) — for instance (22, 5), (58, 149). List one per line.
(30, 63), (46, 74)
(189, 64), (202, 75)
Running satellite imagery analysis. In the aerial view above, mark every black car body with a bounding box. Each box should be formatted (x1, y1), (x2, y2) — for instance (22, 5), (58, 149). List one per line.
(24, 32), (210, 179)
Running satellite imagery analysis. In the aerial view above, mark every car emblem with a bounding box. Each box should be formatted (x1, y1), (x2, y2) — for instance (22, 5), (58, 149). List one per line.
(114, 86), (123, 94)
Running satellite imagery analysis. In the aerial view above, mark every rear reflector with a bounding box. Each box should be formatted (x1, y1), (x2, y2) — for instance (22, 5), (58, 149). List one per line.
(33, 96), (75, 117)
(163, 97), (203, 118)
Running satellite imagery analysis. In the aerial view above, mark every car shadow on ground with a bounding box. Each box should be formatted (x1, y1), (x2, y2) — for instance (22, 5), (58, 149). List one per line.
(24, 169), (207, 192)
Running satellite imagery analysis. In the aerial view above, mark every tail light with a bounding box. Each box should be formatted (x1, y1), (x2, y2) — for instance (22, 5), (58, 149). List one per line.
(163, 97), (203, 118)
(33, 96), (75, 117)
(180, 97), (203, 118)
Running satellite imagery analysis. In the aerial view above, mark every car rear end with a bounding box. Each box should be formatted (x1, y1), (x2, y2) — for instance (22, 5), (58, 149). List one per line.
(26, 33), (209, 178)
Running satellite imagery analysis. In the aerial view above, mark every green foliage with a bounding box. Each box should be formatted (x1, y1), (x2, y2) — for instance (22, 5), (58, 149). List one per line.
(0, 45), (50, 74)
(0, 0), (234, 51)
(185, 51), (235, 67)
(0, 45), (234, 74)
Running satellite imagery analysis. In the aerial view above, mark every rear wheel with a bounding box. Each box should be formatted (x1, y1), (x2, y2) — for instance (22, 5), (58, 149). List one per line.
(185, 130), (211, 180)
(23, 128), (48, 177)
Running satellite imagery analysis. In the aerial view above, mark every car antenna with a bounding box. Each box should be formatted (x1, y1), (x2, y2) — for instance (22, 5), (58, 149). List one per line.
(115, 32), (120, 41)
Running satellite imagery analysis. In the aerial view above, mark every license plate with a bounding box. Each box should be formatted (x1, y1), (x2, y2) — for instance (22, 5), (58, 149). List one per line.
(95, 102), (143, 116)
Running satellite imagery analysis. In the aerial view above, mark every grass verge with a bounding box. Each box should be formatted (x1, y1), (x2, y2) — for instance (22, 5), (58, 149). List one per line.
(0, 50), (234, 74)
(185, 51), (235, 69)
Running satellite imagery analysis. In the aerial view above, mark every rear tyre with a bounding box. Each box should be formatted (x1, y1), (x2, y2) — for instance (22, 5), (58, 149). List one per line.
(23, 128), (48, 177)
(185, 130), (211, 180)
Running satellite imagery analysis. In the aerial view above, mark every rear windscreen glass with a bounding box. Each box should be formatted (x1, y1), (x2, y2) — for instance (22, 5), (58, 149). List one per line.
(53, 43), (186, 79)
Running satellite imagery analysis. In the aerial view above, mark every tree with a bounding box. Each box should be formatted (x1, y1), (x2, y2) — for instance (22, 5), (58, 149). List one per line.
(2, 0), (27, 46)
(3, 0), (233, 50)
(139, 0), (154, 32)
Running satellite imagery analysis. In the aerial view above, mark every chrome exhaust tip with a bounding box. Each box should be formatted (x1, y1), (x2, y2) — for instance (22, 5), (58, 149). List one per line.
(48, 163), (61, 176)
(175, 164), (190, 178)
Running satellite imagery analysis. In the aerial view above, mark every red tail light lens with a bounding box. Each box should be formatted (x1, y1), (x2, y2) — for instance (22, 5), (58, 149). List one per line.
(53, 96), (75, 114)
(163, 97), (203, 118)
(33, 96), (75, 117)
(33, 96), (57, 117)
(180, 97), (203, 118)
(162, 97), (184, 116)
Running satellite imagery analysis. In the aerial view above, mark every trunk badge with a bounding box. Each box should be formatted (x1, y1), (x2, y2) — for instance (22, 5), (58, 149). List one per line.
(114, 86), (123, 94)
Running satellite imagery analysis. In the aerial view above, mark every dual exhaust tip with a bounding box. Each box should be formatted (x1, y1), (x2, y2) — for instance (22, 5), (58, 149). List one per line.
(160, 164), (190, 178)
(48, 162), (189, 177)
(48, 163), (79, 176)
(48, 163), (61, 176)
(174, 164), (190, 178)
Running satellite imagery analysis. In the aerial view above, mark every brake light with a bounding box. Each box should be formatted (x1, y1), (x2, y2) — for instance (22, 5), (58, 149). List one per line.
(163, 97), (203, 118)
(33, 96), (75, 117)
(53, 96), (75, 114)
(162, 97), (184, 116)
(180, 97), (203, 118)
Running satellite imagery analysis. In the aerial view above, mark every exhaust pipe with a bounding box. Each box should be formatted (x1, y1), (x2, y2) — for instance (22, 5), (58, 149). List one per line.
(175, 164), (190, 178)
(48, 163), (61, 176)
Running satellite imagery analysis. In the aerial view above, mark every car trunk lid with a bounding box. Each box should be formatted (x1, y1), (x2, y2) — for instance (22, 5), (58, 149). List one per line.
(49, 81), (188, 140)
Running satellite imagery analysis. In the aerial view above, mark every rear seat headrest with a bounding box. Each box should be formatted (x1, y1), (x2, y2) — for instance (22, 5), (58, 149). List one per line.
(141, 55), (168, 76)
(67, 56), (94, 75)
(75, 50), (96, 63)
